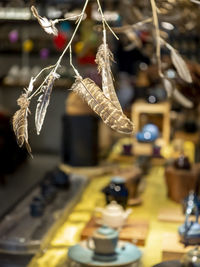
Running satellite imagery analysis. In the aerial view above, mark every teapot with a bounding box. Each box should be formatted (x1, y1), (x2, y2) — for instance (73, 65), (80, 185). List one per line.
(95, 201), (132, 228)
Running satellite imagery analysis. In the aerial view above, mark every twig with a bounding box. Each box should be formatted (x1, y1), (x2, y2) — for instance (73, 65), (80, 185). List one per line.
(94, 17), (152, 34)
(69, 45), (81, 77)
(96, 0), (119, 40)
(150, 0), (163, 78)
(33, 64), (56, 82)
(54, 13), (83, 24)
(28, 72), (52, 100)
(29, 0), (90, 99)
(112, 17), (153, 33)
(54, 0), (90, 73)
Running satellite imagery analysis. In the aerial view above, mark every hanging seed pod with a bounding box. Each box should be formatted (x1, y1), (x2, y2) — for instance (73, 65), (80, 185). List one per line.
(12, 91), (32, 155)
(95, 43), (122, 111)
(71, 77), (134, 135)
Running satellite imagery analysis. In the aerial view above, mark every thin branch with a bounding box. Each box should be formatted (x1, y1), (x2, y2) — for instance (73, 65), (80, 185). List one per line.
(28, 72), (52, 100)
(150, 0), (163, 77)
(94, 17), (152, 34)
(54, 13), (83, 24)
(28, 0), (90, 100)
(96, 0), (119, 40)
(54, 0), (90, 73)
(33, 64), (56, 82)
(69, 45), (81, 77)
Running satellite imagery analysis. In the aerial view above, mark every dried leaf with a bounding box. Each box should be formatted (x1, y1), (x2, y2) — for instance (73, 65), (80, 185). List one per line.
(71, 77), (134, 135)
(173, 88), (193, 108)
(12, 91), (32, 155)
(95, 43), (122, 111)
(162, 77), (193, 108)
(162, 77), (173, 97)
(124, 29), (142, 48)
(35, 73), (59, 135)
(31, 6), (58, 36)
(170, 48), (192, 83)
(190, 0), (200, 5)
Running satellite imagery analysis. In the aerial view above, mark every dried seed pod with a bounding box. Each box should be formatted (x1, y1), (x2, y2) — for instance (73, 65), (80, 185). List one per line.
(35, 72), (59, 135)
(95, 43), (122, 111)
(13, 92), (32, 154)
(71, 77), (134, 135)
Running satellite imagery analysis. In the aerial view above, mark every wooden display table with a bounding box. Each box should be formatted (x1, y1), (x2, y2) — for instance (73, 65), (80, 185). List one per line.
(165, 164), (200, 203)
(157, 207), (200, 223)
(162, 232), (193, 261)
(80, 217), (149, 246)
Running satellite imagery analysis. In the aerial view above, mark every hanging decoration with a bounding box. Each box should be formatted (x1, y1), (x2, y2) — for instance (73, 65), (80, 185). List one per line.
(12, 0), (194, 155)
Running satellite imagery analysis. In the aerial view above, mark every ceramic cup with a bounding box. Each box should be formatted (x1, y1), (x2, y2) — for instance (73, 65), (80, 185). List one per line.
(87, 226), (118, 255)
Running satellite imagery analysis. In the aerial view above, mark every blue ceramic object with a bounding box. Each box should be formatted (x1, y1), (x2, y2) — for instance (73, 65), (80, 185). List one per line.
(179, 191), (200, 245)
(68, 240), (142, 266)
(102, 177), (129, 209)
(40, 179), (57, 204)
(30, 196), (45, 217)
(179, 222), (200, 245)
(182, 192), (200, 215)
(142, 124), (159, 139)
(136, 124), (159, 143)
(44, 168), (70, 189)
(88, 226), (119, 260)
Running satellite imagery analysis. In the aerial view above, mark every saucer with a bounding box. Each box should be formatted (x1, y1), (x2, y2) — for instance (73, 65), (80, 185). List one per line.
(92, 252), (117, 262)
(68, 240), (142, 266)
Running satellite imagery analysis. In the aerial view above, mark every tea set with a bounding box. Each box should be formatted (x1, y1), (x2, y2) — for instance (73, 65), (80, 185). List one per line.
(68, 225), (141, 266)
(68, 202), (141, 266)
(95, 201), (132, 229)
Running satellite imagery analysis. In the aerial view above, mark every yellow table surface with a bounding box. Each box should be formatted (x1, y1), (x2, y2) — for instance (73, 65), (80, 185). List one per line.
(28, 165), (182, 267)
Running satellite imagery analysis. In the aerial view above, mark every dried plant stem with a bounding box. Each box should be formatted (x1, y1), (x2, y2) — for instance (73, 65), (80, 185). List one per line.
(33, 64), (56, 82)
(28, 72), (52, 100)
(150, 0), (163, 77)
(112, 17), (153, 33)
(69, 45), (81, 77)
(160, 37), (173, 51)
(54, 0), (90, 73)
(96, 0), (119, 40)
(54, 14), (83, 24)
(29, 0), (89, 100)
